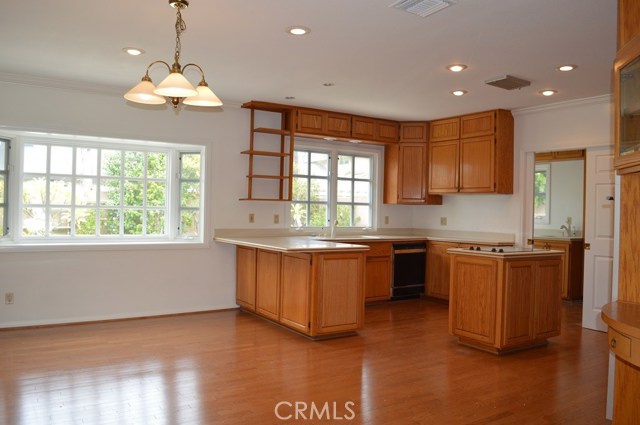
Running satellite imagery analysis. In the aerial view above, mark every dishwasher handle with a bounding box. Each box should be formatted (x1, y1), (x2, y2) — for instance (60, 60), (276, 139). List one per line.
(394, 248), (426, 254)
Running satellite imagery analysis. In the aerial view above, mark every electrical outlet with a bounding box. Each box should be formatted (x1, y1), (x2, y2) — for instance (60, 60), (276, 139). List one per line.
(384, 215), (389, 225)
(5, 292), (14, 305)
(249, 213), (255, 224)
(440, 217), (447, 226)
(273, 214), (280, 224)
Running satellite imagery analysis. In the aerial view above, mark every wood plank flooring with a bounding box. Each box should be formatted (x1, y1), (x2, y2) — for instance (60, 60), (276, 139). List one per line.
(0, 300), (610, 424)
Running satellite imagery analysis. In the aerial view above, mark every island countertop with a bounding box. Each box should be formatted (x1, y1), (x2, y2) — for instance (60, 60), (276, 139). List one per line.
(447, 247), (563, 258)
(214, 236), (369, 252)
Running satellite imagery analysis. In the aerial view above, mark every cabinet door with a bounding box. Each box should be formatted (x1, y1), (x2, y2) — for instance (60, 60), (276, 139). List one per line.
(236, 246), (256, 311)
(365, 256), (392, 301)
(449, 255), (498, 345)
(297, 108), (324, 134)
(400, 122), (428, 142)
(426, 241), (456, 300)
(533, 239), (569, 299)
(376, 120), (399, 143)
(430, 117), (460, 142)
(255, 250), (281, 321)
(429, 140), (459, 193)
(313, 252), (364, 335)
(533, 260), (562, 339)
(280, 252), (311, 333)
(325, 112), (351, 137)
(460, 111), (495, 138)
(459, 136), (495, 193)
(352, 116), (376, 140)
(398, 142), (427, 202)
(503, 261), (535, 346)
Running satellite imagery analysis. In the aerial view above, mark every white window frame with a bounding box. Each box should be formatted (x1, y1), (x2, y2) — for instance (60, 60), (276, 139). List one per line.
(289, 139), (380, 230)
(534, 163), (551, 225)
(0, 131), (206, 247)
(0, 138), (9, 237)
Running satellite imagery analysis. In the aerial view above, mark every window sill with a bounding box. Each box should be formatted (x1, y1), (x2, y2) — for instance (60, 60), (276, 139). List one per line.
(0, 239), (209, 253)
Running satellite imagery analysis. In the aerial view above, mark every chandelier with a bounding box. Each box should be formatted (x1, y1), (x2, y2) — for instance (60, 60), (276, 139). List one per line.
(124, 0), (222, 108)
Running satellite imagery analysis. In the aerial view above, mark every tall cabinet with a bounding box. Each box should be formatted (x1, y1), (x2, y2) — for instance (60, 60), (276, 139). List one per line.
(601, 1), (640, 423)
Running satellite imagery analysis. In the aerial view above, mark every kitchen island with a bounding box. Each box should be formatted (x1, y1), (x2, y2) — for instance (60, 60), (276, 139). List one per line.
(448, 247), (564, 353)
(215, 236), (369, 338)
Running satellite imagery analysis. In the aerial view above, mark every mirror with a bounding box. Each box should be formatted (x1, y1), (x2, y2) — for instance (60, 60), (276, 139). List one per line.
(533, 151), (585, 238)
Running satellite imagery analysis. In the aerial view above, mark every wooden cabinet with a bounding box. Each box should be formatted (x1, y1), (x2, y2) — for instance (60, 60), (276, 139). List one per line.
(363, 242), (392, 302)
(235, 247), (365, 338)
(352, 116), (399, 143)
(428, 110), (513, 194)
(384, 122), (443, 205)
(533, 238), (584, 300)
(448, 251), (563, 353)
(426, 241), (458, 300)
(297, 108), (351, 138)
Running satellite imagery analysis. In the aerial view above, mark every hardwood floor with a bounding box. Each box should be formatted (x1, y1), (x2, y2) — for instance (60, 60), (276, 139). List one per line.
(0, 300), (609, 424)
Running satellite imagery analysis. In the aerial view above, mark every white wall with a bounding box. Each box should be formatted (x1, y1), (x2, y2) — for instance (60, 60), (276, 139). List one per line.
(0, 81), (613, 327)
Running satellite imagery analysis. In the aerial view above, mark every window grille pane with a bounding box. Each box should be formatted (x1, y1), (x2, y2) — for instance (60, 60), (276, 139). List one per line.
(147, 153), (167, 178)
(75, 178), (97, 206)
(354, 181), (371, 203)
(123, 210), (143, 234)
(354, 157), (371, 179)
(337, 155), (353, 178)
(75, 208), (97, 235)
(309, 204), (328, 227)
(180, 210), (199, 236)
(23, 144), (48, 173)
(147, 182), (166, 207)
(146, 210), (165, 235)
(293, 151), (308, 174)
(337, 179), (352, 203)
(51, 146), (73, 175)
(124, 151), (144, 178)
(0, 175), (4, 203)
(337, 204), (352, 227)
(76, 148), (98, 176)
(99, 209), (120, 235)
(101, 150), (122, 177)
(354, 205), (371, 227)
(0, 140), (5, 171)
(310, 153), (329, 176)
(123, 180), (144, 206)
(50, 208), (71, 235)
(180, 182), (200, 208)
(0, 208), (4, 237)
(23, 207), (45, 236)
(49, 177), (72, 205)
(309, 178), (328, 202)
(293, 177), (309, 201)
(180, 154), (201, 179)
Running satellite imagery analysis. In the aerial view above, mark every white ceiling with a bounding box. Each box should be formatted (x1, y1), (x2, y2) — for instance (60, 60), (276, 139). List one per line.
(0, 0), (617, 121)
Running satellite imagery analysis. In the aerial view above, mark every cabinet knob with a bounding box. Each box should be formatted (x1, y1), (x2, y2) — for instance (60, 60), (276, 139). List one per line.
(610, 337), (617, 349)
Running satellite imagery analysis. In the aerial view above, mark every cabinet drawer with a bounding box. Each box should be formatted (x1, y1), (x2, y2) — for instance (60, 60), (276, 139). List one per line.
(365, 242), (393, 256)
(608, 328), (633, 361)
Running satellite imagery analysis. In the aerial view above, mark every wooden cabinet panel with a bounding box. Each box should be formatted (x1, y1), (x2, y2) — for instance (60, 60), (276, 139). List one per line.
(313, 253), (364, 335)
(326, 112), (351, 137)
(377, 120), (399, 143)
(503, 261), (535, 346)
(255, 250), (281, 321)
(398, 142), (428, 202)
(533, 260), (563, 339)
(297, 108), (324, 134)
(280, 252), (311, 333)
(400, 122), (428, 142)
(449, 256), (498, 344)
(459, 136), (495, 193)
(426, 241), (457, 300)
(429, 141), (459, 193)
(430, 117), (460, 142)
(365, 256), (392, 302)
(460, 111), (495, 138)
(352, 116), (376, 140)
(236, 246), (256, 311)
(533, 238), (584, 300)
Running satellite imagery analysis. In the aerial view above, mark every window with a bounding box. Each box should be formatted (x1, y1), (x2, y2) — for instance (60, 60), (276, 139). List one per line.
(0, 138), (8, 237)
(534, 163), (550, 224)
(291, 144), (375, 228)
(2, 132), (205, 245)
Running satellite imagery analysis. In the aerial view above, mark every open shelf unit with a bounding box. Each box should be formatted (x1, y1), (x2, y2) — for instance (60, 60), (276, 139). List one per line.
(240, 101), (296, 201)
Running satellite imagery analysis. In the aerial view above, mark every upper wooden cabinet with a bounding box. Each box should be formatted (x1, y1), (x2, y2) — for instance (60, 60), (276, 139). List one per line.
(614, 32), (640, 173)
(297, 108), (351, 138)
(428, 109), (514, 194)
(384, 122), (442, 205)
(352, 116), (399, 143)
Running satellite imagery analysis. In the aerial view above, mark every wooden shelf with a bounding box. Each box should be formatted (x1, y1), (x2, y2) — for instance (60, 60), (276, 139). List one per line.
(254, 127), (291, 136)
(241, 100), (295, 113)
(241, 150), (289, 157)
(240, 197), (291, 201)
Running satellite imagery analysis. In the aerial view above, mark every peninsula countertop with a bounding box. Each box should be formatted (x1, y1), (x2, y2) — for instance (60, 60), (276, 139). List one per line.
(214, 236), (370, 252)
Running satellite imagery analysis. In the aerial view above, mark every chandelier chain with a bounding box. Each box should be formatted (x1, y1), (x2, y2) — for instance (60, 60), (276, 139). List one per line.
(174, 7), (187, 65)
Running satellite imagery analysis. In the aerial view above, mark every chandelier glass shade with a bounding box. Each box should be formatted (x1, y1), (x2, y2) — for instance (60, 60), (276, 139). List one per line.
(124, 0), (222, 108)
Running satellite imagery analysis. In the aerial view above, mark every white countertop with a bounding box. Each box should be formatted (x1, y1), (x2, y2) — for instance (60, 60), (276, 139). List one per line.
(214, 236), (370, 252)
(448, 247), (564, 258)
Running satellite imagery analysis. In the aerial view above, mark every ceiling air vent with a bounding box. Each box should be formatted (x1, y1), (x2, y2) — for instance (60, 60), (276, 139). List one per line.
(485, 75), (531, 90)
(389, 0), (454, 18)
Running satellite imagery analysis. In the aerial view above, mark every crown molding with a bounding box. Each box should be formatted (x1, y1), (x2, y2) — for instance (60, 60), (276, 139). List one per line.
(512, 94), (612, 116)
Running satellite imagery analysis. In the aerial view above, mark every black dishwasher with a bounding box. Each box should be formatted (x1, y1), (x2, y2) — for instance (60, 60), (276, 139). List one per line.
(392, 242), (426, 299)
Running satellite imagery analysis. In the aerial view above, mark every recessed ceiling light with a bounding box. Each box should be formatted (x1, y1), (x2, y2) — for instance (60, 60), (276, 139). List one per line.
(540, 89), (558, 96)
(447, 64), (467, 73)
(557, 65), (577, 72)
(286, 26), (311, 36)
(285, 96), (295, 100)
(451, 90), (467, 96)
(123, 47), (144, 56)
(323, 83), (335, 87)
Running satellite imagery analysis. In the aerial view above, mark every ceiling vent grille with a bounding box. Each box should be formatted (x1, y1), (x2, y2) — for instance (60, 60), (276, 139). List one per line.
(389, 0), (454, 18)
(485, 75), (531, 90)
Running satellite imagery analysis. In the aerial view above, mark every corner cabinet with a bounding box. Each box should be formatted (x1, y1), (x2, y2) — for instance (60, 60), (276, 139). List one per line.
(235, 247), (365, 338)
(428, 110), (514, 194)
(614, 32), (640, 173)
(384, 122), (443, 205)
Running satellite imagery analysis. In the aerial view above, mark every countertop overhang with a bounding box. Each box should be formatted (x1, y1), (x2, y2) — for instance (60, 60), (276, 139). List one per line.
(447, 247), (564, 258)
(214, 236), (370, 252)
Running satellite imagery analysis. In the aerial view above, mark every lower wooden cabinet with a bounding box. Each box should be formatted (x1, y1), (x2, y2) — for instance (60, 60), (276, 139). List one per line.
(235, 247), (365, 338)
(425, 241), (458, 300)
(363, 242), (393, 302)
(533, 238), (584, 300)
(448, 251), (563, 353)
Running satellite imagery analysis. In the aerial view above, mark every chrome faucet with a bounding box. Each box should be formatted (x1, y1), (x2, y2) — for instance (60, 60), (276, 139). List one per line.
(560, 224), (570, 237)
